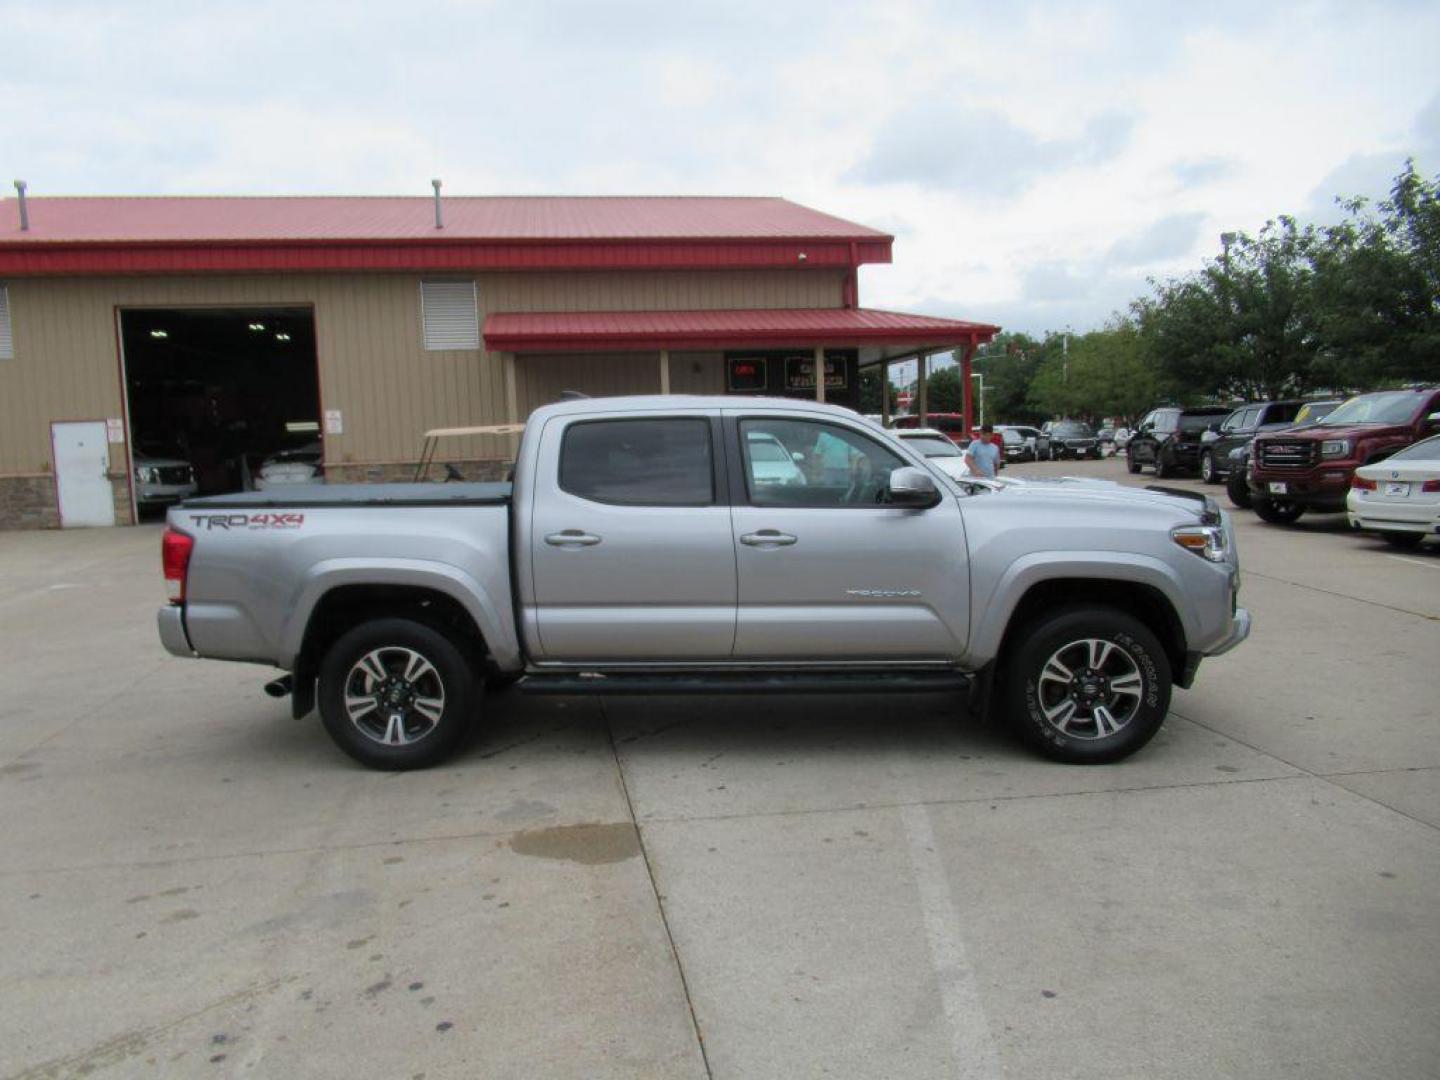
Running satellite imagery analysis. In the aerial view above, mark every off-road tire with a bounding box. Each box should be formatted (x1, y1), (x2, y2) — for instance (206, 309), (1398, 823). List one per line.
(1002, 606), (1171, 764)
(318, 618), (477, 770)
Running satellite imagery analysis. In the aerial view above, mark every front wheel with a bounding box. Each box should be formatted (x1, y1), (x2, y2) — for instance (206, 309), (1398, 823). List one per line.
(1002, 606), (1171, 764)
(1126, 453), (1141, 474)
(1252, 496), (1305, 524)
(1226, 472), (1252, 509)
(318, 618), (477, 770)
(1200, 452), (1218, 484)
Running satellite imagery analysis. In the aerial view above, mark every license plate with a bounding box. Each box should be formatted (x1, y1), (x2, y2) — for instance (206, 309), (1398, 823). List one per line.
(1385, 481), (1410, 497)
(1268, 482), (1288, 494)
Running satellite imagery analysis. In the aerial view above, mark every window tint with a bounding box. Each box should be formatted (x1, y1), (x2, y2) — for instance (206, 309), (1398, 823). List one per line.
(1178, 412), (1223, 433)
(740, 418), (906, 507)
(1154, 411), (1180, 433)
(1264, 402), (1301, 424)
(560, 419), (713, 506)
(1221, 410), (1245, 432)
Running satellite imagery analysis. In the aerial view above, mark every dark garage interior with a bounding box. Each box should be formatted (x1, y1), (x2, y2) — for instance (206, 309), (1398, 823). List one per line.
(121, 306), (321, 508)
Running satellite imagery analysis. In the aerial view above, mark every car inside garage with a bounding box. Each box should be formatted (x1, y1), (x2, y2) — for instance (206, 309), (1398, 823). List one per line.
(120, 306), (321, 515)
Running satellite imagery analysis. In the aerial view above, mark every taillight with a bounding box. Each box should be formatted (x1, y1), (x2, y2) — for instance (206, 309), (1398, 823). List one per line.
(1423, 479), (1440, 493)
(1351, 476), (1377, 491)
(161, 528), (193, 605)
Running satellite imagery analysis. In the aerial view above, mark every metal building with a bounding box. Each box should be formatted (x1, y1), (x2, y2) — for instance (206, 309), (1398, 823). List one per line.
(0, 192), (997, 528)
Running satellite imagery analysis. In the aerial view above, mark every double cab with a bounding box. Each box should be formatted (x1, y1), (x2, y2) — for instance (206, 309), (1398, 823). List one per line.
(158, 396), (1250, 770)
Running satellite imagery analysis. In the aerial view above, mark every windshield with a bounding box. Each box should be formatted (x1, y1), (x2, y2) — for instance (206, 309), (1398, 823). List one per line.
(1320, 392), (1423, 426)
(1294, 400), (1339, 424)
(1388, 435), (1440, 462)
(1053, 423), (1093, 437)
(904, 436), (961, 457)
(746, 436), (788, 463)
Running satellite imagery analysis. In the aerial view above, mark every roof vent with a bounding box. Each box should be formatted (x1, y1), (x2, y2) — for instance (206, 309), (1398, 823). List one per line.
(431, 178), (443, 230)
(13, 180), (28, 231)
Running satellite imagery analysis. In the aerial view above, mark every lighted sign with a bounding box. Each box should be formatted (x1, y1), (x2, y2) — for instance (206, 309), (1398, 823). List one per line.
(727, 357), (768, 392)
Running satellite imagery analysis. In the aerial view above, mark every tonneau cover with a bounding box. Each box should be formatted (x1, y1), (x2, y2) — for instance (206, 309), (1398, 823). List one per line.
(183, 482), (512, 509)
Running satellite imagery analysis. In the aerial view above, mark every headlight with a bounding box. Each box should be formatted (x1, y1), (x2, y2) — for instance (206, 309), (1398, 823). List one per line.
(1172, 524), (1228, 563)
(1321, 439), (1350, 458)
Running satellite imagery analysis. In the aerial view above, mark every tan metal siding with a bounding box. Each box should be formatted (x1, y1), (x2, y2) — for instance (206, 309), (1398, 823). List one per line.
(0, 269), (843, 475)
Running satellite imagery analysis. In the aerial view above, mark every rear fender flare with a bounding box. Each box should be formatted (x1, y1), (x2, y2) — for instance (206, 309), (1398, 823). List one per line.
(279, 558), (519, 670)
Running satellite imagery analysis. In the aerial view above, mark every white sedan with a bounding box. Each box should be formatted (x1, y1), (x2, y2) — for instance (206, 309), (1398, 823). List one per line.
(1347, 435), (1440, 549)
(890, 428), (972, 480)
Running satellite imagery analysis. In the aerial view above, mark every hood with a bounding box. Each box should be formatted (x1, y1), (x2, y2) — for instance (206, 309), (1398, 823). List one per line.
(976, 475), (1219, 523)
(1260, 422), (1408, 442)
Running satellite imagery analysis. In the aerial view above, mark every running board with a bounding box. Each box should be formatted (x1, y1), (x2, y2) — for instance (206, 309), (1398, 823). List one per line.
(517, 670), (972, 696)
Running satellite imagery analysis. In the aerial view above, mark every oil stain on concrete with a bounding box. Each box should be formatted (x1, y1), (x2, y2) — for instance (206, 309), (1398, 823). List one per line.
(508, 822), (640, 865)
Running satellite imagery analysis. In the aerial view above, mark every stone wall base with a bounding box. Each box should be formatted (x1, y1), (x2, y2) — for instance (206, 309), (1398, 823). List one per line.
(0, 476), (61, 529)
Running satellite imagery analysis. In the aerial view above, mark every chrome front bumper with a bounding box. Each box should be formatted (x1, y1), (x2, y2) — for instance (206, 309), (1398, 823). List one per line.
(157, 606), (196, 658)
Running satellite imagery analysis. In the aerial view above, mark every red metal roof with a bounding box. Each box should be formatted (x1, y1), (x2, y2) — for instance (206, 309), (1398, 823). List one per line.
(484, 308), (999, 353)
(0, 196), (891, 276)
(0, 196), (888, 244)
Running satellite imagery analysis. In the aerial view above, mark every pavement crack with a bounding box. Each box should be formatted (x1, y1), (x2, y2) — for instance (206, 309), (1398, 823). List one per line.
(602, 699), (715, 1080)
(1243, 569), (1439, 621)
(1170, 707), (1440, 833)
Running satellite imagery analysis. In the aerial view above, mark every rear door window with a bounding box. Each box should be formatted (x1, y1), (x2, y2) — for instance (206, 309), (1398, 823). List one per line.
(559, 418), (714, 506)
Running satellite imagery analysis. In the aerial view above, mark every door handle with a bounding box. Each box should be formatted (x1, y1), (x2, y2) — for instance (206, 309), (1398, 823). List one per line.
(545, 530), (602, 547)
(740, 529), (797, 547)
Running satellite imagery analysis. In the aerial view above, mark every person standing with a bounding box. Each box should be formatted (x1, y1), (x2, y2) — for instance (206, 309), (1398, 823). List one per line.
(965, 423), (1001, 478)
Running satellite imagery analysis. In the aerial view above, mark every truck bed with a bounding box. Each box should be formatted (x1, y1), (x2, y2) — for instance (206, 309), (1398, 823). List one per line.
(184, 482), (512, 509)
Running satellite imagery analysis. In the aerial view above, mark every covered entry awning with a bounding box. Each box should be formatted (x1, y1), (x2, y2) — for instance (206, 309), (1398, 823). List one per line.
(483, 307), (998, 363)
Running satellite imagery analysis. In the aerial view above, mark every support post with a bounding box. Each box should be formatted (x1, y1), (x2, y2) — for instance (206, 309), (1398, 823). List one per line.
(880, 361), (891, 427)
(813, 345), (826, 402)
(960, 341), (977, 437)
(917, 352), (928, 426)
(503, 352), (520, 458)
(659, 349), (671, 395)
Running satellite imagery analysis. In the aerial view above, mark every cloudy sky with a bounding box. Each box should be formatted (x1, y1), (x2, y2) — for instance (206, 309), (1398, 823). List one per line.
(4, 0), (1437, 335)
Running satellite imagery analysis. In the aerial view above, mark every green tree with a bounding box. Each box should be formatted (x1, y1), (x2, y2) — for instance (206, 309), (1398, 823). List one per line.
(858, 368), (898, 414)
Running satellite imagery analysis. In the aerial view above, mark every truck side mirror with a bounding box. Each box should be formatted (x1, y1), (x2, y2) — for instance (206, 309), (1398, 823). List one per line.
(888, 467), (941, 508)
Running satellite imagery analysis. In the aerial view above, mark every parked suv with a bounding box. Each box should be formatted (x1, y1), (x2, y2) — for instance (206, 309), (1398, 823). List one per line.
(1127, 407), (1231, 478)
(1200, 401), (1306, 484)
(1047, 421), (1102, 460)
(1248, 388), (1440, 523)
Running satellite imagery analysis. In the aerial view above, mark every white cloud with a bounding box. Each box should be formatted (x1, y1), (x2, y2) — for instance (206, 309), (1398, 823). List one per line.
(3, 0), (1437, 335)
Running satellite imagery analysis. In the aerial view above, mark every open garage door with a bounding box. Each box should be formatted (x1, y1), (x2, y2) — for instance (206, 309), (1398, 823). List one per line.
(120, 307), (321, 517)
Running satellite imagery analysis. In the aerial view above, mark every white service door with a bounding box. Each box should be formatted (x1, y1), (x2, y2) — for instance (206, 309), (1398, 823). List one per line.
(51, 422), (115, 527)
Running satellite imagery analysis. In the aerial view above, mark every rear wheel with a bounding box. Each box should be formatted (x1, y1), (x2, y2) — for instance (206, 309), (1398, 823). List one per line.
(1226, 472), (1253, 510)
(1200, 452), (1218, 484)
(318, 618), (477, 770)
(1002, 606), (1171, 764)
(1380, 531), (1424, 549)
(1252, 496), (1305, 524)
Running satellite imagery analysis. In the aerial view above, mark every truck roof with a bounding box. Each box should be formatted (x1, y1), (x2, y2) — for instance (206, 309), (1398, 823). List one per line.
(527, 394), (867, 423)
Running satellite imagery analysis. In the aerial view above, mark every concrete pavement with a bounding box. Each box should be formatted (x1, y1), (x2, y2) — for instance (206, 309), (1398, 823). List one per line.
(1, 460), (1437, 1078)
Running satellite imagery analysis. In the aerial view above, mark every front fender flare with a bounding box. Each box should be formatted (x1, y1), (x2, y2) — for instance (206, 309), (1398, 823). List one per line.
(963, 551), (1194, 668)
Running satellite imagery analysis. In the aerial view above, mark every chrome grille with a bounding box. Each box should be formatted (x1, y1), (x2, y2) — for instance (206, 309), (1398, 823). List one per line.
(1257, 441), (1317, 469)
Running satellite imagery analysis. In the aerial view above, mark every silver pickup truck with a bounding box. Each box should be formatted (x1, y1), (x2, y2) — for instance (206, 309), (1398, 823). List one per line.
(158, 395), (1250, 769)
